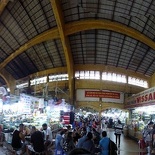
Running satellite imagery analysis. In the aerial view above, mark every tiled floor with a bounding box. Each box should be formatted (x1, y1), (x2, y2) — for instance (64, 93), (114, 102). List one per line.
(107, 128), (147, 155)
(0, 129), (150, 155)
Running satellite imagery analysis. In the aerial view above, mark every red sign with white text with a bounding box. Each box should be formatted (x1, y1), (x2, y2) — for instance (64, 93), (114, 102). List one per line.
(85, 91), (120, 99)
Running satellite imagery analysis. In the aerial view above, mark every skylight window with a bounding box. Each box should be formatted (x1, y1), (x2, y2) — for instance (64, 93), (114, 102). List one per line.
(102, 72), (127, 83)
(75, 71), (100, 79)
(128, 76), (148, 88)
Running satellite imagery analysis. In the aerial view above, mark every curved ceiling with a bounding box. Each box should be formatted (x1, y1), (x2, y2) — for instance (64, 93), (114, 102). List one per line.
(0, 0), (155, 85)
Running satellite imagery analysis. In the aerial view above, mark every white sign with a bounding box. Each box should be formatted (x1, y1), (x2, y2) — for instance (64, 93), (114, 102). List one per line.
(20, 94), (31, 114)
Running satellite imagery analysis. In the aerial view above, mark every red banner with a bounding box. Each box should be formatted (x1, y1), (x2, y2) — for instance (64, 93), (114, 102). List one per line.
(85, 91), (120, 99)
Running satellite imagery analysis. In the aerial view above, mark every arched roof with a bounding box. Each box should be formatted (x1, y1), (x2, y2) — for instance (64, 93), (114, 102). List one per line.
(0, 0), (155, 84)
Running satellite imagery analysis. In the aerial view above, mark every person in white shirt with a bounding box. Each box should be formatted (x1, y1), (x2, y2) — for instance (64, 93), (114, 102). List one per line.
(42, 123), (53, 151)
(114, 120), (123, 147)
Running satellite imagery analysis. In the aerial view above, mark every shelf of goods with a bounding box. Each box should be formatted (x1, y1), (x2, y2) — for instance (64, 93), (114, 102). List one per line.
(127, 119), (144, 141)
(128, 128), (143, 140)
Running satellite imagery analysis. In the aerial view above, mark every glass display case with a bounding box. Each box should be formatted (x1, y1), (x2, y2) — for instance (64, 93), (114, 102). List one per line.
(127, 109), (152, 141)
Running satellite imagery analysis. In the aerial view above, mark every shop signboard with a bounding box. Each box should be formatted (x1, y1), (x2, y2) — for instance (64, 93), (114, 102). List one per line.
(20, 93), (31, 114)
(76, 89), (124, 103)
(85, 91), (120, 99)
(125, 86), (155, 108)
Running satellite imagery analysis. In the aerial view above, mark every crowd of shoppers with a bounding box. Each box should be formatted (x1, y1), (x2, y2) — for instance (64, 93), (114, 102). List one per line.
(54, 115), (119, 155)
(10, 115), (121, 155)
(11, 123), (53, 155)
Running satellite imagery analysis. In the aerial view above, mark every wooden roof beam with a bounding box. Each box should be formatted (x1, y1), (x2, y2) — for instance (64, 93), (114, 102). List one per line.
(65, 20), (155, 50)
(50, 0), (74, 104)
(0, 28), (59, 70)
(29, 67), (67, 79)
(1, 19), (155, 71)
(0, 0), (8, 15)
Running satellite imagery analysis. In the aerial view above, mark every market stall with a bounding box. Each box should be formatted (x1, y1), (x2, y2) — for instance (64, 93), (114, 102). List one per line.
(0, 93), (74, 147)
(101, 108), (128, 129)
(125, 86), (155, 141)
(1, 93), (72, 132)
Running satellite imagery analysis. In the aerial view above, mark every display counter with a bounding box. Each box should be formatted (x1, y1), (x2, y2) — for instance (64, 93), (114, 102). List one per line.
(2, 120), (62, 144)
(128, 127), (143, 141)
(125, 119), (144, 141)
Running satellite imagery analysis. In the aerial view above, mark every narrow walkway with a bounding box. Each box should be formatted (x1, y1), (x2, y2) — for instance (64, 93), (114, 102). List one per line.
(0, 129), (149, 155)
(107, 128), (147, 155)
